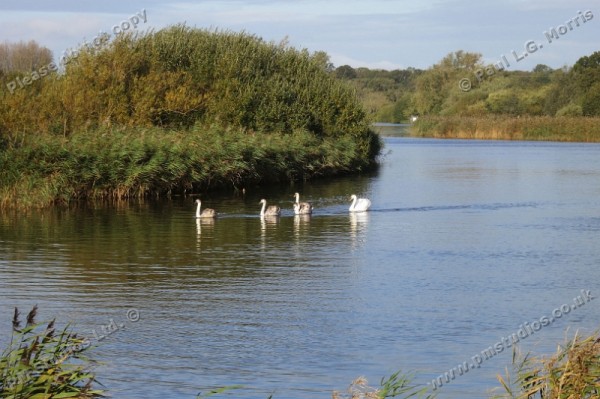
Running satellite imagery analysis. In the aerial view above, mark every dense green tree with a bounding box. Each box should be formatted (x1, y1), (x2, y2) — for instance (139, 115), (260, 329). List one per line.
(0, 26), (383, 208)
(542, 68), (576, 116)
(335, 65), (357, 79)
(572, 51), (600, 90)
(438, 50), (481, 71)
(413, 69), (448, 114)
(582, 82), (600, 116)
(412, 51), (482, 115)
(485, 90), (521, 115)
(572, 52), (600, 116)
(533, 64), (553, 74)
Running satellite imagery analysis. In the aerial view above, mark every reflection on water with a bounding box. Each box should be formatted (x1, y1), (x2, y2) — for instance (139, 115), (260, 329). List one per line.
(293, 214), (311, 237)
(372, 123), (410, 137)
(2, 138), (600, 399)
(349, 212), (369, 249)
(260, 215), (280, 249)
(195, 217), (215, 249)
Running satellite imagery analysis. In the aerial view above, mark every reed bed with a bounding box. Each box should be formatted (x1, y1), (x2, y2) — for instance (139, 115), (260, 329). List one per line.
(0, 125), (374, 209)
(411, 116), (600, 142)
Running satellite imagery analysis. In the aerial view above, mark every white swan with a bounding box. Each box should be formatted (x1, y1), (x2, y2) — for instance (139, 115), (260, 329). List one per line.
(195, 199), (217, 218)
(293, 192), (313, 215)
(349, 194), (371, 212)
(259, 199), (281, 217)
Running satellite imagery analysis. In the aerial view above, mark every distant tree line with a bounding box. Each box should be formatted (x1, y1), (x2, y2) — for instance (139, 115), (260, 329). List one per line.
(334, 50), (600, 122)
(334, 65), (423, 122)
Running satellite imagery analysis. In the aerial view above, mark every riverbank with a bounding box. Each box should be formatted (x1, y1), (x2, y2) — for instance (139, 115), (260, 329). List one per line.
(0, 126), (379, 209)
(411, 116), (600, 142)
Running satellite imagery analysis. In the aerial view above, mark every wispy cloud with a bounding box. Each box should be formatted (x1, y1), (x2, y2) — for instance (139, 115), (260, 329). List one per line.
(0, 0), (597, 70)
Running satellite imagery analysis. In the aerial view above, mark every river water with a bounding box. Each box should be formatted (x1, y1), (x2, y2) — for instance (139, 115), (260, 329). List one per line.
(2, 126), (600, 398)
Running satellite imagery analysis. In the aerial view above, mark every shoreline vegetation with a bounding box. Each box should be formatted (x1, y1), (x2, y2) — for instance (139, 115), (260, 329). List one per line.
(0, 126), (373, 209)
(0, 25), (381, 209)
(2, 308), (599, 398)
(410, 116), (600, 142)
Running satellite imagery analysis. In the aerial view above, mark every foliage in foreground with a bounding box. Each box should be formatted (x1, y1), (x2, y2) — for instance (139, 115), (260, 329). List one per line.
(3, 307), (599, 399)
(0, 306), (102, 399)
(493, 331), (600, 399)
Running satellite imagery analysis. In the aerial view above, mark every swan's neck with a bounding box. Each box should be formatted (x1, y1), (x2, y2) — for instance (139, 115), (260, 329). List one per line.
(295, 194), (300, 204)
(260, 201), (266, 216)
(350, 196), (357, 210)
(195, 201), (201, 218)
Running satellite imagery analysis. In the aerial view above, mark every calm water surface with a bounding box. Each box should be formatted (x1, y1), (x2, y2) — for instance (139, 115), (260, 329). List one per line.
(2, 128), (600, 398)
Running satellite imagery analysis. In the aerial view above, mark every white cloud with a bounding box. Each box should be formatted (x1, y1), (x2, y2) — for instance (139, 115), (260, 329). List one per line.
(0, 0), (596, 71)
(330, 53), (405, 70)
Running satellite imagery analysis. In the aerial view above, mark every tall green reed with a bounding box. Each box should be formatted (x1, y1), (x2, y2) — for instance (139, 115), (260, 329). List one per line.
(0, 125), (376, 209)
(0, 306), (103, 399)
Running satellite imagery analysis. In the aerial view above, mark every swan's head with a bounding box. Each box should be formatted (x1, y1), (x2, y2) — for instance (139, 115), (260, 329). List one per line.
(259, 199), (266, 204)
(195, 199), (201, 204)
(294, 192), (299, 199)
(350, 194), (357, 201)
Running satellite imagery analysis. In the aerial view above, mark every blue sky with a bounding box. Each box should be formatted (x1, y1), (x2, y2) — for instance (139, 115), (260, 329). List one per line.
(0, 0), (598, 70)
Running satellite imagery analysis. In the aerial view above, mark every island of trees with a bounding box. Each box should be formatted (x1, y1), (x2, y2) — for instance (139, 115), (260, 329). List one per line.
(0, 26), (381, 209)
